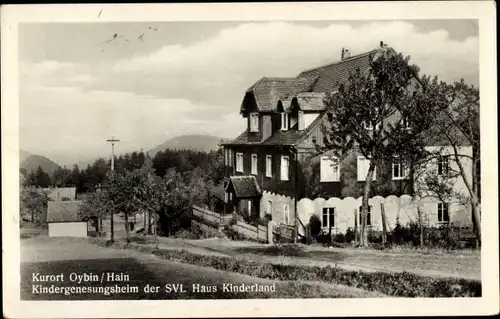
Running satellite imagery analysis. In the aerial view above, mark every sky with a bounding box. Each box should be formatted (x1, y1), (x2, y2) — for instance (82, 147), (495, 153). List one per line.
(19, 19), (479, 166)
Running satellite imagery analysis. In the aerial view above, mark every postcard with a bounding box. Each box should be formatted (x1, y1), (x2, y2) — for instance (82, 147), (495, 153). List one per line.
(2, 1), (498, 318)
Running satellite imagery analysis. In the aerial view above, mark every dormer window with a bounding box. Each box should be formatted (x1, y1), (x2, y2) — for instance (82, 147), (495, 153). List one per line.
(250, 113), (259, 132)
(281, 112), (289, 131)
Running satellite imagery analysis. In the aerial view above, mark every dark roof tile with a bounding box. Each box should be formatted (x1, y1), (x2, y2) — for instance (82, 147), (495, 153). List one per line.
(47, 201), (83, 223)
(227, 176), (262, 198)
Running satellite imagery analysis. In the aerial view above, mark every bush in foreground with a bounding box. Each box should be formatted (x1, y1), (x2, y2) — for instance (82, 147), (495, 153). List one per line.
(88, 237), (481, 298)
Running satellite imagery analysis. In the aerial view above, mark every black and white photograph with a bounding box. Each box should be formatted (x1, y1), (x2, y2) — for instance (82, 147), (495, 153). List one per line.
(2, 2), (498, 318)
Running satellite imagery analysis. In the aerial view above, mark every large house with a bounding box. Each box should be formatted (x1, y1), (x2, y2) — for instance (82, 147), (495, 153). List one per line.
(221, 43), (473, 231)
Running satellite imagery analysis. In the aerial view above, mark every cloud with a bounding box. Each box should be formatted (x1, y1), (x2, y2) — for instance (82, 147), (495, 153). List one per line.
(19, 20), (478, 164)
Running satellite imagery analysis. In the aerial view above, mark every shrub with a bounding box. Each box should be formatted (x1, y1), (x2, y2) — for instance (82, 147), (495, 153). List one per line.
(308, 215), (322, 239)
(88, 237), (482, 297)
(344, 227), (356, 243)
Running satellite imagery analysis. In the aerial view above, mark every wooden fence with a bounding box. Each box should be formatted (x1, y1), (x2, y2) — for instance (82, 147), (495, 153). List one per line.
(192, 205), (272, 243)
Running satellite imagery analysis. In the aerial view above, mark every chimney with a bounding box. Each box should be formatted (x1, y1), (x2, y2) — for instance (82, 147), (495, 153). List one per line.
(341, 47), (351, 60)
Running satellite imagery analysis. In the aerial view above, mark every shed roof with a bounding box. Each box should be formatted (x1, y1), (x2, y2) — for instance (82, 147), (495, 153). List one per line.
(226, 176), (262, 198)
(46, 201), (83, 223)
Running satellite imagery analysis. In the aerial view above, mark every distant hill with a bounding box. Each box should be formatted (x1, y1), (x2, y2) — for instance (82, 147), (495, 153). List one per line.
(20, 151), (61, 175)
(148, 134), (229, 156)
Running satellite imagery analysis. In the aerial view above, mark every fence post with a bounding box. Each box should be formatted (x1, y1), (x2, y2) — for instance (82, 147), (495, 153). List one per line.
(380, 203), (387, 245)
(267, 220), (274, 244)
(417, 207), (424, 249)
(354, 209), (358, 243)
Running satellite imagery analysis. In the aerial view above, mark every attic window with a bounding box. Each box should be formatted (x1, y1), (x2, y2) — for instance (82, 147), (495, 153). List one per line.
(250, 113), (259, 132)
(281, 112), (289, 131)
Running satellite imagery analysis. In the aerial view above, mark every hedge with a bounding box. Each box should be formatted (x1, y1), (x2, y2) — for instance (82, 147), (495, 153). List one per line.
(88, 238), (481, 297)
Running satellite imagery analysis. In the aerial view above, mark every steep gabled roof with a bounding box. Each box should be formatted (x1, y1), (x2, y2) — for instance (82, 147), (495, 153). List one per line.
(298, 50), (378, 92)
(226, 176), (262, 198)
(47, 201), (83, 223)
(242, 77), (317, 113)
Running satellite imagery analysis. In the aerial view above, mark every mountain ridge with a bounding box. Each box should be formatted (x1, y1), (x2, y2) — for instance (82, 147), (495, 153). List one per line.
(147, 134), (230, 156)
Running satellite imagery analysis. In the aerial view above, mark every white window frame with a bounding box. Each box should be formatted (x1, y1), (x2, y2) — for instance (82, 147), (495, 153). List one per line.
(320, 156), (340, 182)
(236, 153), (244, 173)
(322, 207), (335, 229)
(437, 155), (450, 176)
(249, 113), (259, 132)
(392, 157), (408, 180)
(251, 154), (258, 175)
(359, 205), (372, 226)
(402, 116), (412, 130)
(283, 204), (290, 225)
(281, 112), (289, 131)
(265, 155), (272, 177)
(437, 202), (450, 223)
(357, 156), (376, 181)
(280, 156), (289, 181)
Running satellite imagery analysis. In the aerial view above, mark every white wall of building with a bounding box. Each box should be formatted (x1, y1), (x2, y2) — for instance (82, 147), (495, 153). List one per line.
(48, 222), (88, 237)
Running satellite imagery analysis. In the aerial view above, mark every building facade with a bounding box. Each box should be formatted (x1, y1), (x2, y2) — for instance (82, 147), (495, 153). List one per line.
(222, 43), (474, 231)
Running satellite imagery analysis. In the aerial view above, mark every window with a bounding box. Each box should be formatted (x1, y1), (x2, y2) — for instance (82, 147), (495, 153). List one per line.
(438, 155), (449, 175)
(357, 156), (376, 181)
(320, 156), (340, 182)
(438, 203), (450, 223)
(250, 113), (259, 132)
(359, 205), (372, 226)
(251, 154), (258, 175)
(322, 207), (335, 229)
(266, 200), (273, 216)
(224, 149), (228, 166)
(266, 155), (272, 177)
(247, 200), (252, 216)
(236, 153), (244, 172)
(283, 204), (290, 224)
(298, 111), (305, 130)
(224, 192), (228, 203)
(402, 116), (411, 129)
(281, 112), (289, 131)
(229, 193), (232, 201)
(392, 158), (408, 180)
(281, 156), (289, 181)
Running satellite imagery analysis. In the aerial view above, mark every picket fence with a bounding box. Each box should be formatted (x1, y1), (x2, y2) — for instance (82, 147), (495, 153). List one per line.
(296, 194), (473, 237)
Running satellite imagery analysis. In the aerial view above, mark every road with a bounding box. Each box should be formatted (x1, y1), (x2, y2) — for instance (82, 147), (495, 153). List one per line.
(20, 236), (384, 300)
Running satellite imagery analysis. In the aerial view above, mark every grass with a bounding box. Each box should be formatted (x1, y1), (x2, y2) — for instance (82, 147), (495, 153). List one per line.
(88, 237), (481, 297)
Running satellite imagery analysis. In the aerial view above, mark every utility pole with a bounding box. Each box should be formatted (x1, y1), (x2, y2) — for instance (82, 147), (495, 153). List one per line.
(106, 137), (120, 242)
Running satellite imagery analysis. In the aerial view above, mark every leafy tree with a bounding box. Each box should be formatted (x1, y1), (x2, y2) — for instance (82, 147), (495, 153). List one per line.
(318, 46), (451, 246)
(20, 186), (50, 224)
(78, 188), (112, 235)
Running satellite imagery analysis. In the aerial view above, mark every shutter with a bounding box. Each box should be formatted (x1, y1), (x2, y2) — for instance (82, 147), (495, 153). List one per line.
(357, 157), (365, 181)
(438, 204), (442, 222)
(298, 111), (305, 130)
(321, 157), (334, 181)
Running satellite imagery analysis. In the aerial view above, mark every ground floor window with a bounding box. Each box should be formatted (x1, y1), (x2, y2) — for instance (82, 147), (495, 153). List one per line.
(322, 207), (335, 229)
(438, 202), (449, 222)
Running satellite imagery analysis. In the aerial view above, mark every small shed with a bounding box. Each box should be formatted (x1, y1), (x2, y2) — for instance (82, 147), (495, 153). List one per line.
(46, 201), (87, 237)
